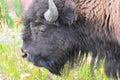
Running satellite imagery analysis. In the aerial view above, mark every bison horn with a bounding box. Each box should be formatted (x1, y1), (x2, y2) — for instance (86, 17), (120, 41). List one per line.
(44, 0), (59, 22)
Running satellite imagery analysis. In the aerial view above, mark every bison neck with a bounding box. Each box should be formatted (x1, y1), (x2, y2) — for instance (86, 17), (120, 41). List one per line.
(73, 0), (120, 45)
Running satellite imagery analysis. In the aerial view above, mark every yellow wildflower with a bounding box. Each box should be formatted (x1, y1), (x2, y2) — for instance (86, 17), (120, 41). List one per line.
(0, 2), (1, 8)
(1, 9), (6, 17)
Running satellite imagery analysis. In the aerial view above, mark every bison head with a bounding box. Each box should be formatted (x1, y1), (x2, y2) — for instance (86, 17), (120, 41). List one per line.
(21, 0), (79, 75)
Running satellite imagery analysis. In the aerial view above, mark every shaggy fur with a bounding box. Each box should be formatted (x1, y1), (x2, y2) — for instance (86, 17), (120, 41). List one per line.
(22, 0), (120, 78)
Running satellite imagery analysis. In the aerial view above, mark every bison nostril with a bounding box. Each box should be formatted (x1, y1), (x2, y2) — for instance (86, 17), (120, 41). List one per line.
(21, 48), (28, 58)
(22, 53), (28, 58)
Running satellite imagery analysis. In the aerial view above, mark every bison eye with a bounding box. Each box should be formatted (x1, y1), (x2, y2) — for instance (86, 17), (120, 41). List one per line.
(40, 27), (45, 32)
(40, 25), (46, 33)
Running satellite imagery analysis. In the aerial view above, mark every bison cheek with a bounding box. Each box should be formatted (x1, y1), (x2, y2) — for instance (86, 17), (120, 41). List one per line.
(34, 59), (51, 68)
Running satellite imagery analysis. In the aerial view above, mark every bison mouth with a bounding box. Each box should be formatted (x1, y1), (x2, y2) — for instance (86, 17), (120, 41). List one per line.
(33, 58), (61, 75)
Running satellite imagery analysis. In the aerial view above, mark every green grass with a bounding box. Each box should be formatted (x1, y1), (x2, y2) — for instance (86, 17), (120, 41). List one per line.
(12, 0), (22, 17)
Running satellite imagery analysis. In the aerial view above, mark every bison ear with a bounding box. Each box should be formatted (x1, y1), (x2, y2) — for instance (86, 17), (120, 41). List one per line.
(60, 1), (77, 26)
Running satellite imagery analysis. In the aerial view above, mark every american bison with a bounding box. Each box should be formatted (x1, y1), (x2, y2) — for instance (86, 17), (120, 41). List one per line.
(21, 0), (120, 78)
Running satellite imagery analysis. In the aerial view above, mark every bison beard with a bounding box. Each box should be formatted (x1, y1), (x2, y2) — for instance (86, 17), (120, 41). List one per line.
(21, 0), (120, 78)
